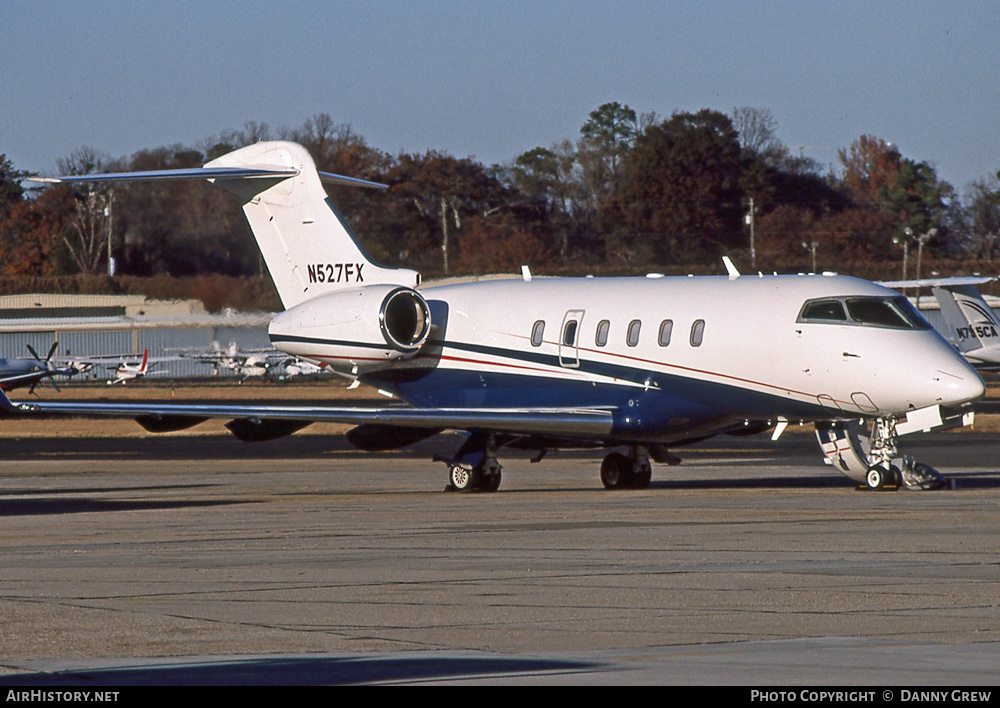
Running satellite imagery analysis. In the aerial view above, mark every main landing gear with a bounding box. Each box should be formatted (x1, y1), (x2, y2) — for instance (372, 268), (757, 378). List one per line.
(600, 446), (653, 490)
(446, 458), (502, 492)
(438, 436), (659, 493)
(438, 432), (503, 493)
(816, 417), (947, 491)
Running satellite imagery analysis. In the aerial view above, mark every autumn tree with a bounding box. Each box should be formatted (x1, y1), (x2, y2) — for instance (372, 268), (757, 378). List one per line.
(452, 219), (551, 273)
(0, 186), (75, 276)
(613, 109), (744, 262)
(837, 135), (902, 205)
(879, 158), (953, 253)
(0, 154), (26, 221)
(833, 135), (959, 262)
(387, 152), (508, 273)
(509, 143), (591, 262)
(961, 174), (1000, 259)
(113, 146), (256, 277)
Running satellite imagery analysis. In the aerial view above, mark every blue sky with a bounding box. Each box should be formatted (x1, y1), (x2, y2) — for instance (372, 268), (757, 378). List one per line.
(3, 1), (998, 192)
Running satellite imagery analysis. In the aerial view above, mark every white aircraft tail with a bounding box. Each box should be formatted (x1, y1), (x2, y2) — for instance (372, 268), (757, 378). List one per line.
(205, 141), (419, 309)
(31, 141), (420, 311)
(932, 283), (1000, 366)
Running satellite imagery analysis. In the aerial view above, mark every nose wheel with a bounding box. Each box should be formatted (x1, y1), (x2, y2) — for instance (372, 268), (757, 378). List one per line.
(865, 464), (901, 490)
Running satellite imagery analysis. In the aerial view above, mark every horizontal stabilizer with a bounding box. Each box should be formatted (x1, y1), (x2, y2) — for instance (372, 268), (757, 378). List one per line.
(879, 276), (997, 288)
(29, 166), (298, 184)
(29, 166), (387, 190)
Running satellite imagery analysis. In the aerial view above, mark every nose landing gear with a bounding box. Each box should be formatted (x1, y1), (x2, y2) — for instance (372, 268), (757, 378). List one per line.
(817, 417), (947, 491)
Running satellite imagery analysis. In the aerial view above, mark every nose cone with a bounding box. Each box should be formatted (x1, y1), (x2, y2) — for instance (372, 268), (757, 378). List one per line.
(883, 334), (986, 414)
(934, 356), (986, 407)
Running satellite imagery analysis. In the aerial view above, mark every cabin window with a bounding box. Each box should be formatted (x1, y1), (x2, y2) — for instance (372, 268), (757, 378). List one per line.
(690, 319), (705, 346)
(800, 299), (847, 321)
(531, 320), (545, 347)
(626, 320), (641, 347)
(658, 319), (673, 346)
(595, 319), (610, 347)
(562, 320), (578, 346)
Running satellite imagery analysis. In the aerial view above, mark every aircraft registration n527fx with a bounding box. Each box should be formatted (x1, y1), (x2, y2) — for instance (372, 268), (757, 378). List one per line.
(8, 141), (985, 492)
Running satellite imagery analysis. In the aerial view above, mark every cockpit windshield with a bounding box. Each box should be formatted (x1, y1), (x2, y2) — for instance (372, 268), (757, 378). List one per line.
(799, 296), (932, 330)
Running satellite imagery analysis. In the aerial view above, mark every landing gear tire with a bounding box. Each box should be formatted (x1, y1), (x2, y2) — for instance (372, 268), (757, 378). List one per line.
(865, 466), (885, 490)
(600, 452), (634, 490)
(481, 471), (502, 492)
(630, 467), (652, 489)
(449, 465), (479, 492)
(865, 464), (901, 490)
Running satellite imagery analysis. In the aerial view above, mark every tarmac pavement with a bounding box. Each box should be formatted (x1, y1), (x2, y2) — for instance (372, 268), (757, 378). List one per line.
(0, 429), (998, 684)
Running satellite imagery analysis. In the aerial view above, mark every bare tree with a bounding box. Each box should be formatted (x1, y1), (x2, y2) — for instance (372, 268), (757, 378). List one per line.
(731, 106), (779, 154)
(57, 147), (116, 275)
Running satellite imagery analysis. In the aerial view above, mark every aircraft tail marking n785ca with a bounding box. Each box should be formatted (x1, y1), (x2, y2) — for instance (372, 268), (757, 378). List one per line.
(11, 140), (985, 492)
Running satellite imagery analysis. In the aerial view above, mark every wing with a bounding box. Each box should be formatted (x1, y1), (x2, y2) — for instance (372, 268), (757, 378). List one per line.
(0, 389), (615, 441)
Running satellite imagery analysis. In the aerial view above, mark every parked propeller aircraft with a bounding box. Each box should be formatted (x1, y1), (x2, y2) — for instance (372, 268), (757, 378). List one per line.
(6, 141), (985, 492)
(277, 358), (331, 381)
(106, 349), (156, 384)
(176, 342), (293, 381)
(66, 349), (173, 385)
(882, 277), (1000, 370)
(0, 343), (78, 393)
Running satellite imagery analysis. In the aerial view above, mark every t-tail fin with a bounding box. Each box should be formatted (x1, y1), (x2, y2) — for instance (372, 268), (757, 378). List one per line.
(205, 141), (419, 309)
(29, 141), (419, 311)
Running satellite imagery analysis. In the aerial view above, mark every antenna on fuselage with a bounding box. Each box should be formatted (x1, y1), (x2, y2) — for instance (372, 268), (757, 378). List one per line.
(722, 256), (741, 280)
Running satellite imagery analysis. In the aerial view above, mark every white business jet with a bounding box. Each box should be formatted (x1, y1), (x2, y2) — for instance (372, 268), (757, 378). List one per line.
(6, 141), (984, 492)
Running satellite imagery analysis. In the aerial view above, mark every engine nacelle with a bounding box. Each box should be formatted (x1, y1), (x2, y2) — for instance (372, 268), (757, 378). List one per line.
(268, 284), (431, 371)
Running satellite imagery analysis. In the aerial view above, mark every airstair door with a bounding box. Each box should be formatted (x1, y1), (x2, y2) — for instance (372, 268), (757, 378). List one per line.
(559, 310), (584, 368)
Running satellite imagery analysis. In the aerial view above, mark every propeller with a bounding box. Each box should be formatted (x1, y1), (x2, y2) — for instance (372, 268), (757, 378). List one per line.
(26, 341), (59, 364)
(26, 342), (62, 395)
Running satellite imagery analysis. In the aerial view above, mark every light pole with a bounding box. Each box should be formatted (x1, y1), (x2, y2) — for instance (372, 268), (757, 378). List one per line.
(914, 227), (937, 282)
(801, 241), (818, 273)
(893, 229), (912, 280)
(913, 227), (937, 308)
(745, 197), (756, 270)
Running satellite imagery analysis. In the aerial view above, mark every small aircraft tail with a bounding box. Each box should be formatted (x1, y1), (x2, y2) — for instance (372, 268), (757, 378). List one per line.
(204, 141), (420, 309)
(932, 284), (1000, 367)
(139, 349), (149, 374)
